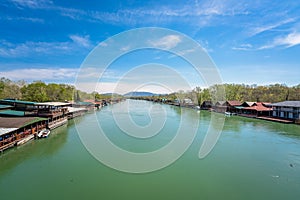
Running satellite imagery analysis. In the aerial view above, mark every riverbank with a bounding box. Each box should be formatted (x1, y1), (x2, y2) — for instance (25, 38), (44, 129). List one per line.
(0, 98), (124, 153)
(130, 97), (300, 125)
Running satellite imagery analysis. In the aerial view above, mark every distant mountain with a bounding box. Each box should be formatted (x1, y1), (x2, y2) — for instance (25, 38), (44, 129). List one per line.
(124, 91), (158, 97)
(102, 93), (122, 97)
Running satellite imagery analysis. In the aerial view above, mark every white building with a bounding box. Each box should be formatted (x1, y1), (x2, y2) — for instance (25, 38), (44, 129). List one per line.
(272, 101), (300, 120)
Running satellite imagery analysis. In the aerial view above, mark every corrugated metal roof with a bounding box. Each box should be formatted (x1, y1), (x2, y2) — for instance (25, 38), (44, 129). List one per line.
(243, 103), (272, 111)
(0, 99), (36, 105)
(0, 110), (25, 116)
(227, 100), (242, 106)
(272, 101), (300, 107)
(67, 107), (87, 113)
(35, 102), (71, 106)
(0, 104), (13, 109)
(0, 117), (47, 129)
(0, 128), (18, 136)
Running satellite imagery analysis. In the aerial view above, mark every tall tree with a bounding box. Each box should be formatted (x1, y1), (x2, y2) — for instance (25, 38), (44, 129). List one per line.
(21, 81), (48, 102)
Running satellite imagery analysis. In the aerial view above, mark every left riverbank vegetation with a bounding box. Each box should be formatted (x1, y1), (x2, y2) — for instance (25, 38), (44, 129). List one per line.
(0, 77), (120, 102)
(0, 77), (124, 153)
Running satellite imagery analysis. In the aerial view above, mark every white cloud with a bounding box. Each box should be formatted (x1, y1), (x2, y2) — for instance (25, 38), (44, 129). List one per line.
(0, 35), (93, 58)
(8, 0), (249, 27)
(2, 16), (44, 23)
(274, 32), (300, 47)
(11, 0), (52, 9)
(233, 32), (300, 51)
(1, 68), (78, 81)
(232, 43), (253, 51)
(249, 18), (295, 37)
(120, 45), (130, 52)
(148, 35), (181, 50)
(259, 32), (300, 49)
(0, 40), (69, 57)
(69, 35), (91, 48)
(95, 82), (190, 95)
(99, 42), (108, 47)
(168, 48), (197, 58)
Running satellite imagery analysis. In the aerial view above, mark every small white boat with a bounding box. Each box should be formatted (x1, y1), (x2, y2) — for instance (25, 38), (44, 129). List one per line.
(195, 106), (201, 110)
(37, 129), (51, 138)
(225, 112), (232, 116)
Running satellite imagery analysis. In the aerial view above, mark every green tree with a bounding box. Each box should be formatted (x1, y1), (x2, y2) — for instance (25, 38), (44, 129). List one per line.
(21, 81), (48, 102)
(0, 77), (22, 99)
(192, 87), (202, 106)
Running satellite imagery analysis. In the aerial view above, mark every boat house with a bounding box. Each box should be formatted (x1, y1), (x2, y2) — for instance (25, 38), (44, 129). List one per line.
(36, 102), (70, 130)
(0, 117), (47, 152)
(213, 101), (227, 113)
(242, 102), (272, 117)
(200, 101), (212, 110)
(213, 100), (241, 113)
(271, 101), (300, 122)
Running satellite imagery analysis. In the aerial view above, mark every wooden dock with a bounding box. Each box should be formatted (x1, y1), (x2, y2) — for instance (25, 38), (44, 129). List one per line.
(257, 116), (294, 124)
(0, 142), (15, 153)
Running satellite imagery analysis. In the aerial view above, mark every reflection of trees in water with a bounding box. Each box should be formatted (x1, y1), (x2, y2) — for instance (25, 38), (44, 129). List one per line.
(216, 112), (300, 139)
(158, 104), (300, 141)
(35, 124), (69, 156)
(0, 122), (71, 177)
(187, 109), (300, 141)
(168, 104), (181, 115)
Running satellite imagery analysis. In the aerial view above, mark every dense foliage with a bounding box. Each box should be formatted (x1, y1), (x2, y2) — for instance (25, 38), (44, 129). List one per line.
(0, 78), (98, 102)
(0, 77), (299, 103)
(138, 84), (300, 106)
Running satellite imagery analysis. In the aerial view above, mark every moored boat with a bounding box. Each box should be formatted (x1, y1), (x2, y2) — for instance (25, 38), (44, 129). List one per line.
(225, 111), (232, 116)
(37, 129), (51, 138)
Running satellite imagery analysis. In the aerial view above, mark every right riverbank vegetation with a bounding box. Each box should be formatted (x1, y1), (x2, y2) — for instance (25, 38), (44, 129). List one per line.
(0, 77), (300, 153)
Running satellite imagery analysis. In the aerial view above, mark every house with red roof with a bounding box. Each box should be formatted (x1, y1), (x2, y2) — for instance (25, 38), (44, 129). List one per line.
(242, 102), (272, 117)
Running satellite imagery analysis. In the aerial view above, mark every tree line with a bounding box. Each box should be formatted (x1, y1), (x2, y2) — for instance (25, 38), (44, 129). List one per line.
(147, 83), (300, 106)
(0, 77), (299, 103)
(0, 77), (109, 102)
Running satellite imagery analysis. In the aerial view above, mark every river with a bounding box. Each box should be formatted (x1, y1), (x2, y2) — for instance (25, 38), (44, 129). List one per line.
(0, 100), (299, 199)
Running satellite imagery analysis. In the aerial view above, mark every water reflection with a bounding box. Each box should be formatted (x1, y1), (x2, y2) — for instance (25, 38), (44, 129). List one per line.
(0, 120), (73, 177)
(198, 111), (300, 139)
(0, 102), (299, 200)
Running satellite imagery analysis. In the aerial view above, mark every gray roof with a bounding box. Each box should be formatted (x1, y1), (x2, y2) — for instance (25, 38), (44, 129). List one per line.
(0, 128), (18, 136)
(67, 106), (87, 113)
(36, 102), (71, 106)
(0, 104), (13, 109)
(0, 117), (47, 129)
(272, 101), (300, 107)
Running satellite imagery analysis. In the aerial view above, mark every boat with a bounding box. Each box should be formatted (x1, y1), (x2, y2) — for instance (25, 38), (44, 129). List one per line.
(225, 112), (232, 116)
(37, 129), (51, 138)
(225, 112), (237, 116)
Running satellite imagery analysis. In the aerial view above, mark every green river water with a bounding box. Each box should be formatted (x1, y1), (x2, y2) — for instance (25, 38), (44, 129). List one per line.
(0, 100), (300, 199)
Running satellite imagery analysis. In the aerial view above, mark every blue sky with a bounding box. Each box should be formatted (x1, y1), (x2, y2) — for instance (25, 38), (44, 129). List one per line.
(0, 0), (300, 93)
